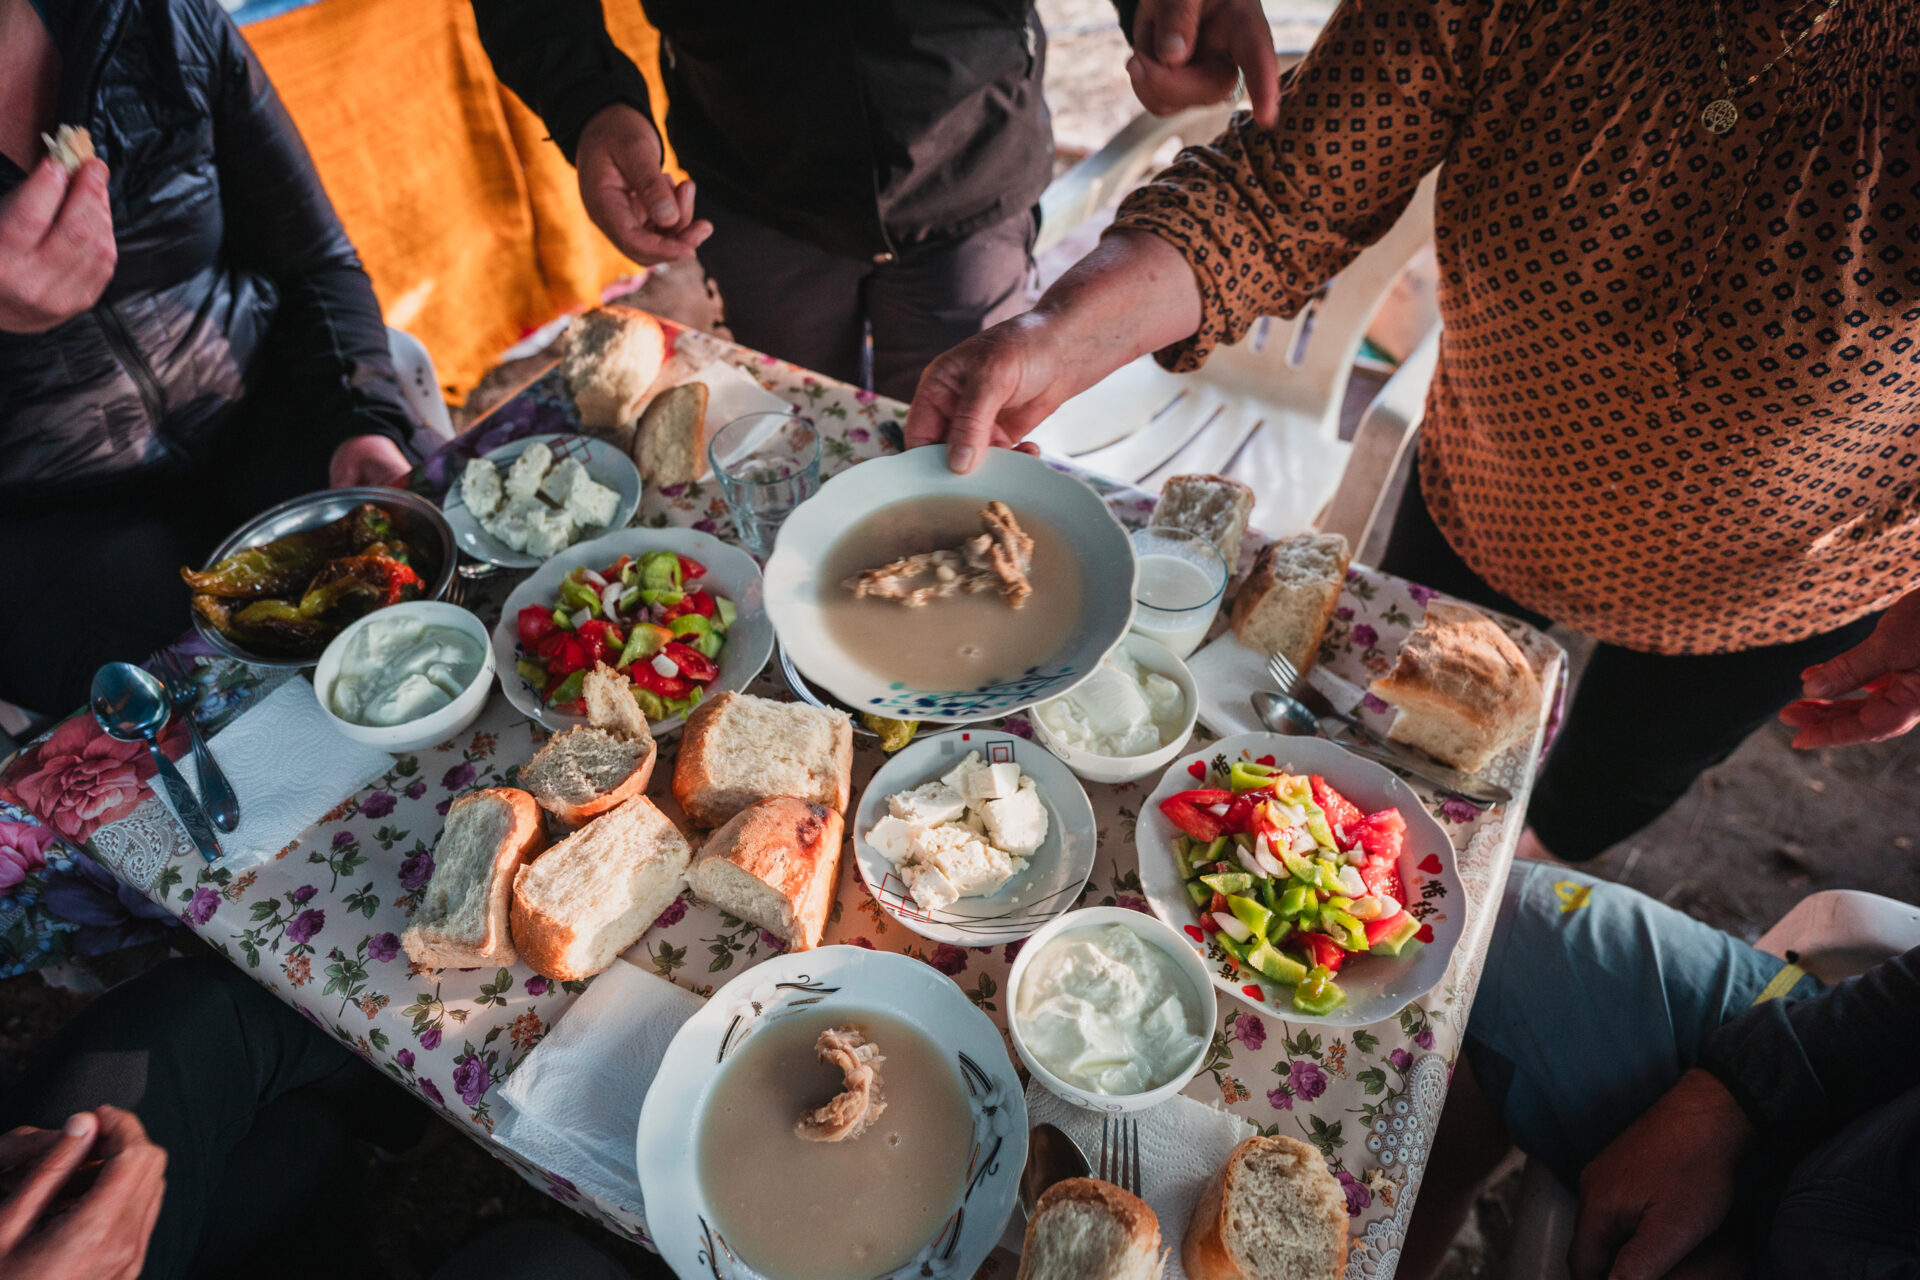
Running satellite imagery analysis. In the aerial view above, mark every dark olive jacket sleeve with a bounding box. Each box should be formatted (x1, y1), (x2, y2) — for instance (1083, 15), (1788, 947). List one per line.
(1697, 945), (1920, 1156)
(469, 0), (658, 163)
(201, 1), (413, 457)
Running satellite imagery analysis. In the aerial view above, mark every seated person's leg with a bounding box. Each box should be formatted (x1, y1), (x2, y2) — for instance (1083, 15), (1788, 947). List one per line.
(1461, 863), (1820, 1188)
(0, 957), (377, 1279)
(1765, 1082), (1920, 1276)
(429, 1219), (641, 1280)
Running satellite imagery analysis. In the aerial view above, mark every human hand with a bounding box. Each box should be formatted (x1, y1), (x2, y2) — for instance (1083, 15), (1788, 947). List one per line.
(1569, 1070), (1752, 1280)
(1779, 586), (1920, 748)
(0, 156), (116, 333)
(0, 1109), (167, 1280)
(1127, 0), (1280, 126)
(575, 104), (711, 265)
(329, 434), (412, 488)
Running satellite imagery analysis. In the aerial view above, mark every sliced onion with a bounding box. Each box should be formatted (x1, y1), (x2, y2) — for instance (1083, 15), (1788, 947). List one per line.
(1349, 895), (1386, 921)
(1250, 834), (1287, 879)
(581, 569), (608, 590)
(651, 653), (679, 678)
(1287, 827), (1317, 856)
(1211, 911), (1252, 943)
(599, 581), (626, 616)
(1272, 802), (1306, 828)
(1233, 844), (1264, 877)
(1338, 865), (1368, 897)
(571, 606), (592, 630)
(1205, 803), (1230, 817)
(1344, 846), (1369, 866)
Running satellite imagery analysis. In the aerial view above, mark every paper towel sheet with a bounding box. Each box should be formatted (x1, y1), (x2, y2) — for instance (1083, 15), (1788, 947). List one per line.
(154, 678), (392, 871)
(999, 1084), (1254, 1278)
(493, 958), (706, 1219)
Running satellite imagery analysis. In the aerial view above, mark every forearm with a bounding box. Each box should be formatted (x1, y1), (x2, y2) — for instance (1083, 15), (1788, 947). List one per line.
(469, 0), (655, 162)
(1024, 228), (1204, 395)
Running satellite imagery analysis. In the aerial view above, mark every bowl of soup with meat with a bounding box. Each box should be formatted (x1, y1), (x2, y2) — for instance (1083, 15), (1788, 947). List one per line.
(637, 946), (1027, 1280)
(763, 447), (1137, 722)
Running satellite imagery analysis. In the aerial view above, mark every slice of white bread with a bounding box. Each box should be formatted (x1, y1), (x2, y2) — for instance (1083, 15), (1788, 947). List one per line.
(672, 692), (853, 828)
(518, 665), (657, 825)
(1229, 532), (1351, 674)
(42, 125), (94, 176)
(402, 789), (547, 970)
(1153, 474), (1255, 573)
(1182, 1136), (1349, 1280)
(1369, 601), (1542, 774)
(631, 381), (711, 488)
(509, 796), (692, 981)
(1016, 1178), (1165, 1280)
(559, 305), (666, 432)
(687, 797), (844, 951)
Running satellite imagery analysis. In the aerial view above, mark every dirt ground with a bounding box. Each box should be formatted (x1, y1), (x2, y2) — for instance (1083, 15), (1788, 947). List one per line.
(5, 6), (1916, 1277)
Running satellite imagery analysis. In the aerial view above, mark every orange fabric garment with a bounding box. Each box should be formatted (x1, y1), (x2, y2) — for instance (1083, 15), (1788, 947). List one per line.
(243, 0), (675, 397)
(1113, 0), (1920, 654)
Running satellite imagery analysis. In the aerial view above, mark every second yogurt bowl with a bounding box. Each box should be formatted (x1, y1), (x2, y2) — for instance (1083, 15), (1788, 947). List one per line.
(1030, 633), (1200, 785)
(313, 601), (494, 754)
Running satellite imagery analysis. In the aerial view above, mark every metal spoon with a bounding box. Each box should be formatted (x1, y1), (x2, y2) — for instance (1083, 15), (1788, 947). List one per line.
(91, 663), (223, 864)
(1249, 689), (1320, 737)
(1251, 690), (1513, 807)
(1019, 1123), (1092, 1219)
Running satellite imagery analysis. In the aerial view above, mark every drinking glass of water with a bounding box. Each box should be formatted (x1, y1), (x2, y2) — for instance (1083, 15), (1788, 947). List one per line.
(1129, 526), (1228, 658)
(708, 412), (821, 560)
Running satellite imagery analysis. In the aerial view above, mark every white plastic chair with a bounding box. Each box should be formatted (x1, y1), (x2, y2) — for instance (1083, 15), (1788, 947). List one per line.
(387, 326), (455, 448)
(1027, 97), (1439, 536)
(1499, 889), (1920, 1280)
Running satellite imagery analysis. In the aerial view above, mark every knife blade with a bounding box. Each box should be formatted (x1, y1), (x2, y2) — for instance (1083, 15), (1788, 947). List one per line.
(1290, 681), (1514, 807)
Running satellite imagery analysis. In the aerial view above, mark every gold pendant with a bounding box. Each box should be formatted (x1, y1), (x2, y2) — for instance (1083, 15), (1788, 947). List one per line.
(1702, 98), (1739, 134)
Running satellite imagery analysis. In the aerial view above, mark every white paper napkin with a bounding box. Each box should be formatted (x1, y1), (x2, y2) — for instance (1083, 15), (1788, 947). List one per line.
(1186, 633), (1376, 740)
(695, 359), (797, 450)
(492, 957), (706, 1218)
(153, 678), (392, 870)
(998, 1083), (1255, 1278)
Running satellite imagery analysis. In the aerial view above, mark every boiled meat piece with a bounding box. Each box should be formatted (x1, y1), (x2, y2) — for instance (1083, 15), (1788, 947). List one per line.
(795, 1026), (887, 1143)
(845, 502), (1034, 609)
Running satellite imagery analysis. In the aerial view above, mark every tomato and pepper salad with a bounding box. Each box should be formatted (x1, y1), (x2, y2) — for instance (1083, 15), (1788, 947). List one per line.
(1160, 759), (1424, 1015)
(513, 550), (736, 720)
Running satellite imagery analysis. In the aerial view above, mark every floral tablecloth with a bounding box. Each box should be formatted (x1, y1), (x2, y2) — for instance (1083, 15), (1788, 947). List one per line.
(0, 324), (1563, 1279)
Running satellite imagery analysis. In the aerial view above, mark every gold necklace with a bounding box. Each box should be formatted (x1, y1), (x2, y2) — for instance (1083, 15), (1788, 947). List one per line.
(1703, 0), (1841, 134)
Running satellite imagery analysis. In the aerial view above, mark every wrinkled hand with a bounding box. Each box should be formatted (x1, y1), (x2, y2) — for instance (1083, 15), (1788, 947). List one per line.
(902, 313), (1075, 474)
(0, 1109), (167, 1280)
(1569, 1070), (1752, 1280)
(575, 104), (711, 265)
(0, 156), (116, 333)
(329, 434), (412, 489)
(1128, 0), (1280, 126)
(1780, 586), (1920, 748)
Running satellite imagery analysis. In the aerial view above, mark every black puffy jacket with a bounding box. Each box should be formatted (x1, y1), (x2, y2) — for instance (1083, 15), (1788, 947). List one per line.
(0, 0), (413, 503)
(470, 0), (1057, 263)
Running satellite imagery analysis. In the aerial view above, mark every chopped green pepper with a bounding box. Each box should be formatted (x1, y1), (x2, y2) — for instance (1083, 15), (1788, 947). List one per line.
(1185, 881), (1212, 910)
(557, 578), (600, 616)
(1228, 895), (1273, 941)
(1293, 968), (1347, 1015)
(693, 630), (724, 660)
(545, 670), (586, 707)
(640, 550), (681, 592)
(515, 659), (548, 689)
(630, 685), (669, 721)
(1279, 884), (1313, 918)
(714, 596), (737, 632)
(1200, 871), (1253, 896)
(1246, 941), (1308, 986)
(1229, 761), (1283, 792)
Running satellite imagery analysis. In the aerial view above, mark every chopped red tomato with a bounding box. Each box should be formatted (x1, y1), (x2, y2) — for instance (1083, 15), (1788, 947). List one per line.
(663, 641), (717, 682)
(540, 633), (594, 677)
(574, 619), (622, 664)
(517, 605), (558, 649)
(1160, 795), (1228, 842)
(630, 663), (693, 700)
(1288, 930), (1346, 975)
(1364, 910), (1412, 947)
(1360, 857), (1406, 906)
(1310, 775), (1365, 838)
(1351, 809), (1407, 864)
(676, 555), (707, 581)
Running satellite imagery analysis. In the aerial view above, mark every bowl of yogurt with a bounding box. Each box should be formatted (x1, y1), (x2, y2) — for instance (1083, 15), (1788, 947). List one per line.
(314, 601), (494, 753)
(1006, 906), (1217, 1113)
(1031, 634), (1199, 785)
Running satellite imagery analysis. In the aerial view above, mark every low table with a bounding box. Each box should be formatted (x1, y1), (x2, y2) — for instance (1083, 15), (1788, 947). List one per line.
(0, 323), (1564, 1278)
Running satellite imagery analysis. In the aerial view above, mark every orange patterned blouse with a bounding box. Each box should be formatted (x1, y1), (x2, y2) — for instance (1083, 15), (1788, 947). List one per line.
(1114, 0), (1920, 654)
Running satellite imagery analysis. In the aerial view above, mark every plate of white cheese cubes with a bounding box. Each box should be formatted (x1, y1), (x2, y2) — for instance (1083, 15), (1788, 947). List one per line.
(852, 730), (1098, 945)
(444, 434), (642, 568)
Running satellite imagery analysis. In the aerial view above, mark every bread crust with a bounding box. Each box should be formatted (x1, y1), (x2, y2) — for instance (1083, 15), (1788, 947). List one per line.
(672, 692), (854, 828)
(402, 788), (547, 970)
(1368, 602), (1542, 771)
(521, 726), (658, 826)
(1155, 473), (1256, 571)
(509, 796), (690, 981)
(1016, 1178), (1163, 1280)
(1181, 1136), (1350, 1280)
(559, 305), (666, 431)
(632, 381), (711, 487)
(1228, 533), (1351, 672)
(690, 797), (844, 950)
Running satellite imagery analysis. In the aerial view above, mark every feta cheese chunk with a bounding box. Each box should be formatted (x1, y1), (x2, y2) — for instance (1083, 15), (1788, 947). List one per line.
(521, 506), (577, 558)
(459, 459), (503, 518)
(942, 751), (1021, 803)
(503, 441), (552, 501)
(865, 814), (919, 865)
(910, 824), (1017, 898)
(539, 457), (589, 504)
(481, 497), (544, 552)
(980, 777), (1048, 857)
(564, 474), (620, 528)
(887, 780), (968, 827)
(902, 861), (960, 912)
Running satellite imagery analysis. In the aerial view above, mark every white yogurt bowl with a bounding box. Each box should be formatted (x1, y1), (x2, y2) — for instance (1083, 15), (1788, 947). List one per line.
(1006, 905), (1217, 1113)
(1030, 634), (1200, 786)
(313, 602), (495, 754)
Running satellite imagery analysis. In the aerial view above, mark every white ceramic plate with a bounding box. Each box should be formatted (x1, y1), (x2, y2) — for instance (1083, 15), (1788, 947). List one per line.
(443, 433), (642, 568)
(1136, 733), (1466, 1026)
(763, 447), (1136, 722)
(851, 730), (1098, 946)
(637, 946), (1027, 1280)
(490, 527), (773, 735)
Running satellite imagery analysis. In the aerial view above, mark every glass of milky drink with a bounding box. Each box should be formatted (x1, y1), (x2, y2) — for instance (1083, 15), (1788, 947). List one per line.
(1128, 526), (1227, 658)
(709, 412), (821, 560)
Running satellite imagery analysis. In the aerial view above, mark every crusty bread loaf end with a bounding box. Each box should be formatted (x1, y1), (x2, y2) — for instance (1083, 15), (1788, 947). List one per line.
(672, 692), (854, 828)
(402, 788), (547, 970)
(1017, 1178), (1164, 1280)
(686, 797), (844, 950)
(1182, 1136), (1348, 1280)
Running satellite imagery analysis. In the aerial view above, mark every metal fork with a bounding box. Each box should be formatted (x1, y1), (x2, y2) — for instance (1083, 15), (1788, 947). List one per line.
(1099, 1115), (1142, 1197)
(151, 651), (240, 832)
(1268, 649), (1360, 731)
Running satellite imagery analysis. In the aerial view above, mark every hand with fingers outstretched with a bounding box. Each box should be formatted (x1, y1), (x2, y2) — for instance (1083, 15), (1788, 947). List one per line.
(575, 104), (712, 266)
(0, 1108), (167, 1280)
(1779, 585), (1920, 748)
(0, 155), (116, 334)
(904, 229), (1204, 472)
(1126, 0), (1281, 126)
